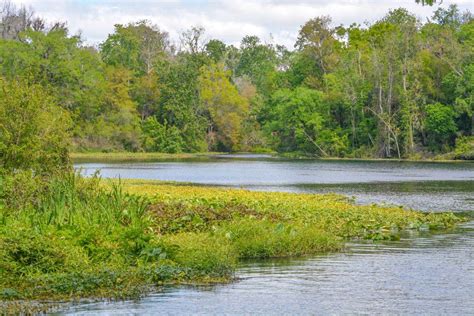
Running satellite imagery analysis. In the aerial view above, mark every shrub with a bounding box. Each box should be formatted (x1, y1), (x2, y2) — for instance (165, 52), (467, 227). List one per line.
(141, 117), (184, 153)
(0, 78), (71, 175)
(424, 103), (457, 150)
(454, 136), (474, 160)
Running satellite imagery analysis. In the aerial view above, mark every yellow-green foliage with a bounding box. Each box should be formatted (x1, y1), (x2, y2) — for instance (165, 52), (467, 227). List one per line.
(71, 152), (220, 162)
(0, 175), (462, 311)
(454, 136), (474, 160)
(199, 63), (249, 151)
(164, 233), (236, 279)
(0, 79), (71, 174)
(121, 180), (459, 241)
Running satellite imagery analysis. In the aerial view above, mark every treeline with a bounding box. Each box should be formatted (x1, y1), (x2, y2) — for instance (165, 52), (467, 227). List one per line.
(0, 2), (472, 158)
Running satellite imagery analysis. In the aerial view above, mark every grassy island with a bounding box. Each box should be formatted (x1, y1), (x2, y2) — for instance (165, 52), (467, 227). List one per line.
(0, 175), (462, 313)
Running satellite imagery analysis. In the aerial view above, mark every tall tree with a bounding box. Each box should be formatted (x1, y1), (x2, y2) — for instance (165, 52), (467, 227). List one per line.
(295, 16), (340, 85)
(101, 20), (171, 75)
(235, 35), (277, 96)
(199, 63), (249, 151)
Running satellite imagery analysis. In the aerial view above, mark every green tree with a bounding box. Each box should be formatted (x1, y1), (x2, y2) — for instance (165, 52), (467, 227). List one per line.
(102, 67), (141, 151)
(101, 20), (170, 75)
(141, 116), (184, 153)
(0, 78), (71, 174)
(158, 56), (208, 152)
(131, 70), (161, 120)
(265, 87), (348, 156)
(295, 16), (340, 85)
(199, 63), (249, 151)
(205, 39), (227, 63)
(236, 35), (277, 96)
(424, 103), (457, 149)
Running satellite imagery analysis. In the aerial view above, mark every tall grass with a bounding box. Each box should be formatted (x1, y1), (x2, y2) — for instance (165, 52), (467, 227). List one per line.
(0, 173), (235, 304)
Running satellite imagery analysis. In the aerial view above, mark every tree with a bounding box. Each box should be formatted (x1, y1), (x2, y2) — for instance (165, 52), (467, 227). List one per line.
(199, 63), (249, 151)
(0, 78), (71, 174)
(265, 87), (348, 156)
(132, 70), (161, 120)
(424, 103), (457, 149)
(415, 0), (436, 5)
(235, 35), (277, 96)
(432, 4), (470, 29)
(101, 67), (141, 151)
(0, 0), (36, 40)
(101, 20), (171, 75)
(180, 26), (206, 54)
(141, 116), (184, 153)
(295, 16), (339, 82)
(205, 39), (226, 63)
(158, 55), (208, 152)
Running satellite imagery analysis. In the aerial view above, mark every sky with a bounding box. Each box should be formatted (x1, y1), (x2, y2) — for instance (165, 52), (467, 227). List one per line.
(9, 0), (474, 48)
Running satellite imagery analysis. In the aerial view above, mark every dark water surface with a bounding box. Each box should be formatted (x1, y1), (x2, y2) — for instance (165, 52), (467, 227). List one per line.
(68, 157), (474, 315)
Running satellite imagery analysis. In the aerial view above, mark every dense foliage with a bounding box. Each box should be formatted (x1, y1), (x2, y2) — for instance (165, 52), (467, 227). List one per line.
(0, 79), (71, 174)
(0, 2), (469, 312)
(0, 3), (472, 158)
(0, 176), (460, 311)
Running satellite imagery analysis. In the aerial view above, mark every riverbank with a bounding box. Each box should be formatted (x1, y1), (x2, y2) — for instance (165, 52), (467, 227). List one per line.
(71, 152), (223, 163)
(0, 176), (463, 313)
(71, 151), (473, 163)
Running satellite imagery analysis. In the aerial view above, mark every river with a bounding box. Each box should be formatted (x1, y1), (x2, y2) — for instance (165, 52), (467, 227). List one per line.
(64, 156), (474, 315)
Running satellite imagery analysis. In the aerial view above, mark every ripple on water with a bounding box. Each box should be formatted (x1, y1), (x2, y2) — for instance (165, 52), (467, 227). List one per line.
(59, 222), (474, 315)
(68, 159), (474, 314)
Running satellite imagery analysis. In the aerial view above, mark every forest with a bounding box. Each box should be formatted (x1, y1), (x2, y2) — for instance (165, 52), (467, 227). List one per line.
(0, 2), (473, 159)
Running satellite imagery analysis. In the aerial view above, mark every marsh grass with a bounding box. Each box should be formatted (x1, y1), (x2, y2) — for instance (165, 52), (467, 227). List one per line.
(71, 152), (221, 163)
(0, 175), (463, 312)
(121, 179), (461, 236)
(0, 174), (235, 305)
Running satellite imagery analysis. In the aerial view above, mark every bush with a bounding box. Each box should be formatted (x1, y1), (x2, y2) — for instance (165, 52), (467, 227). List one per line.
(141, 117), (184, 153)
(454, 136), (474, 160)
(424, 103), (457, 150)
(0, 78), (71, 175)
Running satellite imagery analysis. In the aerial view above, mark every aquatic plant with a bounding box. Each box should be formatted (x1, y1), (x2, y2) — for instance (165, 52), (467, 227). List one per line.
(0, 175), (462, 312)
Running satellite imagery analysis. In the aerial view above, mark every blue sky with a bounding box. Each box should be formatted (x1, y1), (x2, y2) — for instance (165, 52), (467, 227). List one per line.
(11, 0), (474, 47)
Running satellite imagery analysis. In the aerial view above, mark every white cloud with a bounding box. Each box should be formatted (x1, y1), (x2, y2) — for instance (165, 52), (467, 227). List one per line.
(9, 0), (474, 48)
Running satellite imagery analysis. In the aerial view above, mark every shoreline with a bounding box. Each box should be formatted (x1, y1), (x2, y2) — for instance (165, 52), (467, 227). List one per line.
(0, 178), (464, 314)
(71, 152), (473, 163)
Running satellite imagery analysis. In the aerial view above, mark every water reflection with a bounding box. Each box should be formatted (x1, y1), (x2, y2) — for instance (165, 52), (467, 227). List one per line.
(76, 159), (474, 186)
(75, 158), (474, 212)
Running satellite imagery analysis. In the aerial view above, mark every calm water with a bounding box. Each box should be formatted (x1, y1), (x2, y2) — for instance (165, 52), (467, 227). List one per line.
(68, 156), (474, 315)
(76, 156), (474, 211)
(60, 222), (474, 315)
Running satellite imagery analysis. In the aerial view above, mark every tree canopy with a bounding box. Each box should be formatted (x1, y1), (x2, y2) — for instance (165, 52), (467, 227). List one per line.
(0, 2), (472, 158)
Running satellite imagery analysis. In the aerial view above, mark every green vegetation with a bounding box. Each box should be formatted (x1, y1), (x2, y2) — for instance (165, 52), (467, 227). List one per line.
(0, 2), (472, 158)
(454, 136), (474, 160)
(70, 152), (221, 163)
(0, 0), (471, 313)
(0, 79), (71, 174)
(0, 176), (462, 310)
